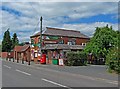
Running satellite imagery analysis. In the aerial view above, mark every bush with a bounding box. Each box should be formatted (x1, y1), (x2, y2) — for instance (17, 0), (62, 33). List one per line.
(65, 51), (87, 66)
(106, 47), (120, 74)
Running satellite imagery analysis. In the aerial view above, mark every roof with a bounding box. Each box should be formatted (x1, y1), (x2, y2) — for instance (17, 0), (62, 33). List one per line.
(20, 44), (30, 52)
(42, 44), (85, 50)
(30, 27), (89, 39)
(14, 45), (30, 52)
(14, 46), (23, 52)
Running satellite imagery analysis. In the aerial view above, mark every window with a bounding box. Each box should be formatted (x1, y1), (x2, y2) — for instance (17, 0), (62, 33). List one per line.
(34, 52), (38, 58)
(67, 41), (76, 45)
(67, 42), (72, 45)
(59, 40), (64, 44)
(38, 37), (40, 43)
(31, 39), (34, 44)
(82, 43), (86, 46)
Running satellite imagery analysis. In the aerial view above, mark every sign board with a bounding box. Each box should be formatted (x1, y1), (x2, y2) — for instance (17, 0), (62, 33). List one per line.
(58, 59), (64, 66)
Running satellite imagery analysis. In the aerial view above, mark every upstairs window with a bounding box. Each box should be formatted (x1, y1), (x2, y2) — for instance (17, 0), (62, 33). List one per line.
(59, 40), (64, 44)
(67, 41), (76, 45)
(31, 39), (34, 45)
(82, 43), (86, 46)
(67, 42), (72, 45)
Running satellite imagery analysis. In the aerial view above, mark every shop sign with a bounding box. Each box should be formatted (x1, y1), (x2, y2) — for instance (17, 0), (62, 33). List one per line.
(59, 59), (64, 66)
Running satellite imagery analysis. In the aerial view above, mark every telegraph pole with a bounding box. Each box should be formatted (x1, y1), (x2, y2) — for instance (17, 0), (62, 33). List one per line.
(40, 16), (43, 56)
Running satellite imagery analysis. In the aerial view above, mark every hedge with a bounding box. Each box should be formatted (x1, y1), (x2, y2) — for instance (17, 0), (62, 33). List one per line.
(64, 51), (87, 66)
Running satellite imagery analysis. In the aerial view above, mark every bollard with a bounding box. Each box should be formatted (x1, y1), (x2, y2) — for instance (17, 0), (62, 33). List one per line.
(22, 59), (24, 64)
(28, 61), (30, 65)
(13, 58), (14, 62)
(17, 59), (19, 63)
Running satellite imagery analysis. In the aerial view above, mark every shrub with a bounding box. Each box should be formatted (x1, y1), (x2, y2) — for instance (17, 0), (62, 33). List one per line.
(65, 51), (87, 66)
(106, 46), (120, 74)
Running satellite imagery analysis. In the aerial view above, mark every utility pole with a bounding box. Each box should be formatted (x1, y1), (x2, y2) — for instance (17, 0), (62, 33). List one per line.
(40, 16), (43, 56)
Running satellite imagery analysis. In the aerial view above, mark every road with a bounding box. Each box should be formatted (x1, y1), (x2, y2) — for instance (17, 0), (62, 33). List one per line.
(2, 59), (119, 89)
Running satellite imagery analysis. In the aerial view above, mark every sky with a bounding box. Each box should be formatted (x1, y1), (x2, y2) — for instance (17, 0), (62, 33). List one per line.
(0, 2), (118, 44)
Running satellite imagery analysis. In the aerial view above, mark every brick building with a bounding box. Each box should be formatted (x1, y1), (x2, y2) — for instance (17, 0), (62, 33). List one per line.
(30, 27), (90, 64)
(14, 45), (31, 63)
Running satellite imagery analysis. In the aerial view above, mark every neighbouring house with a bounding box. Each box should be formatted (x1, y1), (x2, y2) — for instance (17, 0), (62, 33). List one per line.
(14, 45), (31, 62)
(14, 46), (23, 61)
(30, 27), (90, 64)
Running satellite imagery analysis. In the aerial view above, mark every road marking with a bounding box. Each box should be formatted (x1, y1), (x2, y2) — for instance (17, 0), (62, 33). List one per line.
(90, 65), (106, 67)
(96, 78), (118, 85)
(3, 60), (118, 85)
(42, 78), (71, 88)
(15, 69), (31, 76)
(3, 65), (11, 69)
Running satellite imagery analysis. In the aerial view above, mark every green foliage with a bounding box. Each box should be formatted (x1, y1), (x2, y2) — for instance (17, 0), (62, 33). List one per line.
(11, 33), (19, 49)
(2, 29), (12, 52)
(2, 29), (19, 52)
(0, 45), (2, 52)
(84, 24), (119, 73)
(65, 51), (87, 66)
(84, 25), (118, 59)
(106, 46), (120, 74)
(106, 31), (120, 74)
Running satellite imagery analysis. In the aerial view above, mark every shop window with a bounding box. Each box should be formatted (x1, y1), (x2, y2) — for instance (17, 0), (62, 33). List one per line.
(34, 52), (38, 58)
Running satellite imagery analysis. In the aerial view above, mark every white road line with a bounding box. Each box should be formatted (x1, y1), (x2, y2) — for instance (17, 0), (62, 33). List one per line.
(3, 65), (11, 69)
(15, 69), (31, 76)
(42, 78), (69, 88)
(95, 77), (118, 85)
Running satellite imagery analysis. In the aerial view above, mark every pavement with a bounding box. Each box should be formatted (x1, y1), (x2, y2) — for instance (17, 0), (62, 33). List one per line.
(1, 58), (119, 88)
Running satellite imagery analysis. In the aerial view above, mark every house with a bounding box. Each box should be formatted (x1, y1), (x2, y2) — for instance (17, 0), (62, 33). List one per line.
(14, 46), (23, 61)
(14, 45), (31, 63)
(30, 27), (90, 64)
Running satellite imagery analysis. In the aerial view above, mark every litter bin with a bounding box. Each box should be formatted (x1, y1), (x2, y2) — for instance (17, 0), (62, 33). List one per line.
(52, 59), (58, 65)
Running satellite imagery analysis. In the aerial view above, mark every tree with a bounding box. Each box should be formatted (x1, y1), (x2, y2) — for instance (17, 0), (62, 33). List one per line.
(84, 25), (118, 62)
(106, 31), (120, 73)
(0, 45), (2, 52)
(11, 33), (19, 49)
(2, 28), (12, 52)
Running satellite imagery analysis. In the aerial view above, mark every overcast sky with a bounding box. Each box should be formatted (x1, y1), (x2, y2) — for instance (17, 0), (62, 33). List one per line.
(0, 2), (118, 43)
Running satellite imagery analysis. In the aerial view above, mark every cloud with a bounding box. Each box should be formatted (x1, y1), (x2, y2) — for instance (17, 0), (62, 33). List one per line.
(62, 22), (118, 37)
(1, 2), (118, 43)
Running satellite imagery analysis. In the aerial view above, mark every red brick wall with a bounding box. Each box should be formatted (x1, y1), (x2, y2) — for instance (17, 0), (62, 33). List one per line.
(62, 37), (68, 44)
(62, 37), (89, 45)
(9, 51), (14, 58)
(1, 52), (8, 58)
(76, 38), (89, 45)
(0, 52), (14, 58)
(32, 36), (89, 45)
